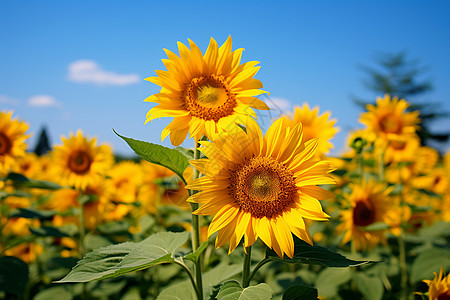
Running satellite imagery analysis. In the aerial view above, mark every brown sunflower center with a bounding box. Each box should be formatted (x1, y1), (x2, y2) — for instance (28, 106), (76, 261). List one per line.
(185, 75), (237, 122)
(390, 140), (407, 150)
(438, 292), (450, 300)
(0, 132), (13, 155)
(230, 156), (297, 218)
(379, 114), (401, 134)
(353, 200), (375, 227)
(67, 150), (92, 174)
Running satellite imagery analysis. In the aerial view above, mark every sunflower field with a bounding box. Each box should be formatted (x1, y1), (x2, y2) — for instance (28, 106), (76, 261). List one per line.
(1, 37), (450, 300)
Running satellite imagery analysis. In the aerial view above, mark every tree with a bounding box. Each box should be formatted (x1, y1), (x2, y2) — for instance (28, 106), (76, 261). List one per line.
(353, 52), (450, 147)
(33, 126), (52, 156)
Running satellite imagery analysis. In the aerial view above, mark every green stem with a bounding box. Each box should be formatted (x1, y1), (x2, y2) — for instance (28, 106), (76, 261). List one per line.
(174, 261), (201, 300)
(78, 193), (88, 300)
(242, 246), (252, 288)
(356, 151), (364, 183)
(378, 150), (385, 182)
(190, 141), (203, 300)
(397, 166), (409, 300)
(247, 258), (271, 284)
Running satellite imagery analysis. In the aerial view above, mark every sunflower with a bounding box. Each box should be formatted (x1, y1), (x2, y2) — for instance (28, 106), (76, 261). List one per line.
(0, 111), (29, 175)
(145, 36), (269, 146)
(384, 134), (420, 164)
(50, 130), (113, 190)
(282, 103), (338, 156)
(187, 118), (335, 258)
(337, 180), (394, 251)
(359, 94), (420, 147)
(423, 267), (450, 300)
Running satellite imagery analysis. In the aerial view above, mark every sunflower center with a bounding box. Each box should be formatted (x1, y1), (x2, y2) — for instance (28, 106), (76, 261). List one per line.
(230, 156), (297, 218)
(437, 291), (450, 300)
(353, 200), (375, 227)
(185, 75), (237, 122)
(68, 150), (92, 174)
(379, 114), (401, 134)
(0, 132), (13, 155)
(390, 140), (407, 150)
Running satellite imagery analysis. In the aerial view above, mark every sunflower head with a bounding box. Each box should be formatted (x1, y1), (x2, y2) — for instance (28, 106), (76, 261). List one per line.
(282, 103), (338, 156)
(423, 267), (450, 300)
(50, 130), (114, 190)
(359, 94), (420, 147)
(0, 111), (30, 174)
(145, 36), (269, 146)
(337, 180), (394, 251)
(187, 118), (336, 258)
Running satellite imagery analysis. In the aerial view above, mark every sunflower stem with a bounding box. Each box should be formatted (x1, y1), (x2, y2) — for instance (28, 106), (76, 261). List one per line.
(242, 246), (252, 288)
(189, 140), (203, 300)
(378, 150), (385, 182)
(248, 258), (271, 283)
(78, 192), (88, 300)
(397, 165), (409, 300)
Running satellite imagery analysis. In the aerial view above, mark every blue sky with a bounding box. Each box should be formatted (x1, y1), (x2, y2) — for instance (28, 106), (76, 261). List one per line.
(1, 1), (450, 156)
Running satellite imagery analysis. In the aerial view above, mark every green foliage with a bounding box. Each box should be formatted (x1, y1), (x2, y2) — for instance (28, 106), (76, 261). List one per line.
(216, 280), (273, 300)
(282, 285), (319, 300)
(411, 248), (450, 282)
(352, 272), (384, 300)
(265, 237), (369, 268)
(157, 263), (242, 300)
(114, 130), (190, 183)
(5, 172), (62, 190)
(316, 268), (352, 298)
(56, 231), (189, 283)
(0, 256), (29, 297)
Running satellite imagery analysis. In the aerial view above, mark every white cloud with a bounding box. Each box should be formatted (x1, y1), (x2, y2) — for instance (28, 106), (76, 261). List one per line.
(0, 95), (20, 106)
(28, 95), (62, 108)
(68, 60), (140, 86)
(265, 97), (292, 112)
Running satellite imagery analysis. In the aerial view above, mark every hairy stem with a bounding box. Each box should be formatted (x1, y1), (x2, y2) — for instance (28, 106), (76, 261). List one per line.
(242, 246), (252, 288)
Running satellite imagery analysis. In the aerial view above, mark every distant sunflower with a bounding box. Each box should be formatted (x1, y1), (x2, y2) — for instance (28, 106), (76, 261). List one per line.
(145, 36), (269, 146)
(337, 180), (394, 251)
(187, 118), (335, 258)
(360, 94), (420, 146)
(50, 130), (113, 190)
(423, 267), (450, 300)
(384, 134), (420, 164)
(0, 111), (29, 174)
(282, 103), (338, 156)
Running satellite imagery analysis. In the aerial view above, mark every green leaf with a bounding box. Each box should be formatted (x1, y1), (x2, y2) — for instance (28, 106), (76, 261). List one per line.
(114, 130), (189, 183)
(352, 272), (384, 300)
(411, 248), (450, 282)
(34, 286), (73, 300)
(55, 231), (189, 283)
(316, 268), (352, 298)
(216, 280), (273, 300)
(9, 207), (56, 219)
(0, 256), (29, 296)
(358, 222), (390, 231)
(6, 172), (62, 190)
(282, 285), (318, 300)
(157, 263), (242, 300)
(30, 226), (71, 237)
(184, 241), (208, 263)
(265, 236), (369, 267)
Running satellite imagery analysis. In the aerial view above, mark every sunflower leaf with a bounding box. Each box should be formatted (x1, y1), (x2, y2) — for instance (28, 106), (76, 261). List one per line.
(113, 130), (189, 183)
(282, 284), (319, 300)
(55, 231), (189, 283)
(5, 172), (62, 190)
(358, 222), (390, 231)
(157, 262), (242, 300)
(0, 256), (29, 297)
(216, 280), (273, 300)
(410, 247), (450, 282)
(265, 236), (369, 267)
